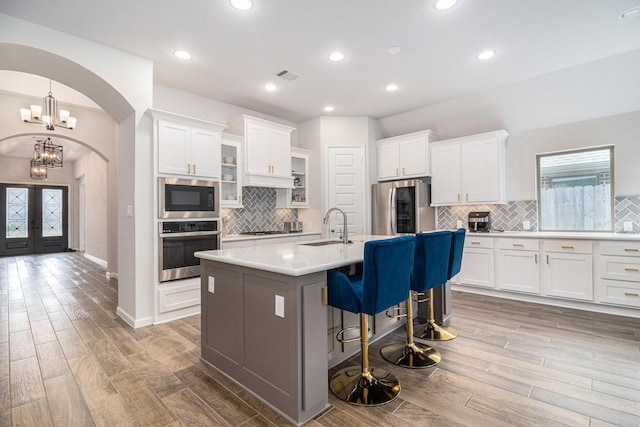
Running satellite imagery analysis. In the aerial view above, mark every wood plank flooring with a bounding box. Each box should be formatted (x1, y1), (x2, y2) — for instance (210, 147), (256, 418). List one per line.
(1, 252), (639, 426)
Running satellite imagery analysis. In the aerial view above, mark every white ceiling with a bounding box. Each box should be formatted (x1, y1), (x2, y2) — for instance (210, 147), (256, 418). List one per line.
(1, 0), (639, 124)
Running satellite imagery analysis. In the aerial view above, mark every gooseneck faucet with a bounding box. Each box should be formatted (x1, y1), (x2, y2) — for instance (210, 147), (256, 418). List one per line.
(323, 207), (349, 244)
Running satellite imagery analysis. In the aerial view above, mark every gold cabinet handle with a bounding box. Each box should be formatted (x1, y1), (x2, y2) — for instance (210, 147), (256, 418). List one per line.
(188, 163), (191, 174)
(238, 195), (242, 204)
(534, 254), (538, 263)
(561, 245), (574, 249)
(457, 193), (461, 202)
(193, 164), (196, 175)
(471, 241), (481, 245)
(624, 292), (639, 297)
(624, 267), (639, 272)
(513, 243), (524, 247)
(546, 255), (549, 264)
(396, 168), (399, 176)
(466, 193), (469, 202)
(402, 167), (405, 175)
(624, 248), (639, 252)
(321, 285), (328, 305)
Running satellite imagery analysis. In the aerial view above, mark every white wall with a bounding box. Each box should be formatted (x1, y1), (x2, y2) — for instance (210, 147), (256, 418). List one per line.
(74, 151), (108, 263)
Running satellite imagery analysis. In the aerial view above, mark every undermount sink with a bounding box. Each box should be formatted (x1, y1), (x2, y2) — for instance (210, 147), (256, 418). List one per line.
(300, 240), (352, 246)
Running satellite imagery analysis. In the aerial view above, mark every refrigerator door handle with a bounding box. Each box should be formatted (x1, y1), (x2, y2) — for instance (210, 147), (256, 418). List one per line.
(390, 187), (397, 235)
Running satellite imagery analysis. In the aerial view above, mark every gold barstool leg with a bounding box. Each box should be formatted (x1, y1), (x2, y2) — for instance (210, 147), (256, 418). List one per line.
(415, 288), (457, 341)
(380, 293), (441, 368)
(330, 314), (401, 405)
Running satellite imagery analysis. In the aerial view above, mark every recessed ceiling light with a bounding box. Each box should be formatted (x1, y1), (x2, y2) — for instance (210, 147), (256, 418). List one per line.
(476, 50), (496, 60)
(264, 83), (277, 92)
(324, 106), (335, 112)
(385, 84), (399, 92)
(619, 6), (640, 19)
(328, 51), (345, 62)
(173, 50), (192, 60)
(435, 0), (458, 10)
(387, 46), (402, 55)
(230, 0), (253, 11)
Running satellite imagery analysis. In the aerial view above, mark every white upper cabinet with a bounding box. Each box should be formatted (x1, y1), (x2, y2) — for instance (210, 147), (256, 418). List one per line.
(220, 133), (243, 208)
(376, 130), (438, 181)
(149, 109), (226, 179)
(430, 130), (508, 206)
(276, 147), (310, 208)
(227, 115), (295, 189)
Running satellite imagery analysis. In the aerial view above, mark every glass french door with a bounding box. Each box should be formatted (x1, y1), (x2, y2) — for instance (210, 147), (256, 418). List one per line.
(0, 184), (68, 256)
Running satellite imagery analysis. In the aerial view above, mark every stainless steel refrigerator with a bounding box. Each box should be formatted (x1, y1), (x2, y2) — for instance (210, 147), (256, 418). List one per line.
(372, 179), (435, 235)
(371, 178), (452, 324)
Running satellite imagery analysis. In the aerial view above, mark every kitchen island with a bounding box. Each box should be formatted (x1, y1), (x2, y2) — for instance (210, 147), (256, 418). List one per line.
(194, 235), (398, 426)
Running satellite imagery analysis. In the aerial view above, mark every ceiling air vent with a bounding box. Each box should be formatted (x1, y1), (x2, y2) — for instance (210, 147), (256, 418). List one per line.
(276, 69), (299, 81)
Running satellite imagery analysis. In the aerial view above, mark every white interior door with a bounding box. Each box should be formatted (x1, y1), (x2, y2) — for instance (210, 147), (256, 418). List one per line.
(327, 146), (365, 238)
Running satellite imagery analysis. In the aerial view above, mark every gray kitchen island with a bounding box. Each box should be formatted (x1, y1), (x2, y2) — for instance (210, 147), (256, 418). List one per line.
(195, 235), (399, 425)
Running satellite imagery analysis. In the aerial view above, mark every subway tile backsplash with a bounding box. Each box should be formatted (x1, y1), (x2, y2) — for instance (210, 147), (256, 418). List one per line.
(222, 187), (297, 235)
(437, 195), (640, 233)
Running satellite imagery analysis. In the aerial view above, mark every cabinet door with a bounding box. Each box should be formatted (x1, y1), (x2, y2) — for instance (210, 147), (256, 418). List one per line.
(543, 252), (593, 301)
(245, 124), (272, 175)
(400, 136), (428, 178)
(191, 128), (221, 179)
(497, 250), (540, 294)
(462, 137), (501, 203)
(430, 143), (462, 205)
(458, 248), (494, 288)
(268, 129), (292, 178)
(158, 121), (190, 176)
(377, 141), (400, 181)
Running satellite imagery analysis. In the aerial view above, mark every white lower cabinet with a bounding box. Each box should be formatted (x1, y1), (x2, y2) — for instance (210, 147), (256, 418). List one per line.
(497, 238), (540, 294)
(597, 241), (640, 308)
(458, 236), (494, 288)
(542, 240), (593, 301)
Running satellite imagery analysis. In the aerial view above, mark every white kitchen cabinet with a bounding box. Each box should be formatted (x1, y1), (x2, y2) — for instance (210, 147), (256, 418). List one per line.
(376, 130), (438, 181)
(597, 241), (640, 308)
(430, 130), (508, 206)
(496, 238), (540, 294)
(149, 109), (226, 179)
(227, 115), (295, 188)
(458, 236), (495, 289)
(542, 240), (593, 301)
(220, 133), (243, 208)
(277, 147), (310, 208)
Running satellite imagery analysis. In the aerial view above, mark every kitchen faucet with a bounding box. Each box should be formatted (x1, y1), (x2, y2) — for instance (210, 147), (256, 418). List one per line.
(323, 207), (349, 244)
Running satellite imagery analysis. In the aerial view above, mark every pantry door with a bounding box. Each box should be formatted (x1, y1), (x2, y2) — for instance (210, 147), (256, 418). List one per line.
(0, 184), (69, 256)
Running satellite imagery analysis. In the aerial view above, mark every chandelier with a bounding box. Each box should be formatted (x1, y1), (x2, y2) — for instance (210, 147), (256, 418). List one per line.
(30, 160), (48, 180)
(20, 80), (77, 131)
(34, 137), (63, 168)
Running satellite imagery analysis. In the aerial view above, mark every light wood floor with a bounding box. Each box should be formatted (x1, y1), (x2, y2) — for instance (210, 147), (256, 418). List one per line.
(1, 253), (640, 426)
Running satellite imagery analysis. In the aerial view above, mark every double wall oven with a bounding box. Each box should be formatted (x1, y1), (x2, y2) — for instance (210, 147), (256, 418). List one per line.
(158, 178), (221, 282)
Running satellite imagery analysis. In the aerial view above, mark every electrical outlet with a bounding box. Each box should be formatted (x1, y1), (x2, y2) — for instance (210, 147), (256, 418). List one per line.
(208, 276), (215, 293)
(275, 295), (285, 318)
(456, 220), (463, 229)
(624, 221), (633, 232)
(523, 220), (530, 230)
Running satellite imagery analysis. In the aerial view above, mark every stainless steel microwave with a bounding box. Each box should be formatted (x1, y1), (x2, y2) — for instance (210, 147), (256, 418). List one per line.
(158, 177), (220, 218)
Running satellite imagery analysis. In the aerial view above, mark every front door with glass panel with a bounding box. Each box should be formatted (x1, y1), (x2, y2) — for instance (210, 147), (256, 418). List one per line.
(0, 184), (68, 256)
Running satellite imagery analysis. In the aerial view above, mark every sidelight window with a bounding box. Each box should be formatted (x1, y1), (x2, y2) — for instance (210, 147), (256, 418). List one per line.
(537, 146), (614, 231)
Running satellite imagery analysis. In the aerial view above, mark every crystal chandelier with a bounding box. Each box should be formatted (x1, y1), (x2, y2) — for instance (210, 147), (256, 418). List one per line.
(34, 137), (63, 168)
(30, 160), (48, 180)
(20, 80), (77, 131)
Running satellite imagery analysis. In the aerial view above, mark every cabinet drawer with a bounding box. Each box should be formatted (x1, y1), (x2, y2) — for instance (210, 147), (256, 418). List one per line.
(544, 240), (592, 254)
(497, 238), (539, 251)
(599, 278), (640, 308)
(599, 256), (640, 282)
(599, 241), (640, 257)
(465, 236), (494, 249)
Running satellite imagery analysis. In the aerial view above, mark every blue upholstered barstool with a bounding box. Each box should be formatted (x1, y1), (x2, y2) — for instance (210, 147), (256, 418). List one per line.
(380, 230), (452, 368)
(415, 227), (466, 341)
(327, 235), (415, 405)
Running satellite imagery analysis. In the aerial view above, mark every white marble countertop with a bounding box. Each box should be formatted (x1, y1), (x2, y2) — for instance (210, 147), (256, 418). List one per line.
(464, 231), (640, 240)
(222, 231), (321, 242)
(196, 235), (389, 276)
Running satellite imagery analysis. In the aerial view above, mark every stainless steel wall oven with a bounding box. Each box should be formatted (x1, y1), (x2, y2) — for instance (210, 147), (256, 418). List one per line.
(159, 220), (220, 282)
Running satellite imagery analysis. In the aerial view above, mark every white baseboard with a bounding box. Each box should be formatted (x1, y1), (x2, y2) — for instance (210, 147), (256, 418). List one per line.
(116, 306), (153, 328)
(84, 253), (107, 269)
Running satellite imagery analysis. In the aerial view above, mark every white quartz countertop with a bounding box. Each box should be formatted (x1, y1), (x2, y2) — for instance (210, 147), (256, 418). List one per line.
(196, 235), (390, 276)
(465, 231), (640, 240)
(222, 231), (321, 242)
